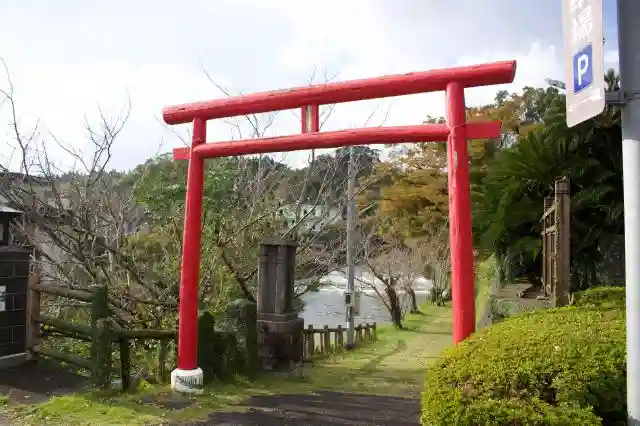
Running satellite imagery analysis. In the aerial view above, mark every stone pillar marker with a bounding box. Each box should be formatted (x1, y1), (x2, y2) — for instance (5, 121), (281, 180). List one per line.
(257, 238), (304, 370)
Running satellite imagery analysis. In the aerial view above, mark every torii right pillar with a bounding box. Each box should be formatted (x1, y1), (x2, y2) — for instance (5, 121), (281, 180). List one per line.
(446, 82), (476, 343)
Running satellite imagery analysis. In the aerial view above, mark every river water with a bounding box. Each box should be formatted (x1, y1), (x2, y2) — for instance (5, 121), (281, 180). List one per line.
(298, 266), (432, 328)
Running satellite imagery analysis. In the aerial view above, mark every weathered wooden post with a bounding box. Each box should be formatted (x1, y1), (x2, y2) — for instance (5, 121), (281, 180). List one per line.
(119, 338), (131, 391)
(257, 238), (304, 371)
(91, 286), (112, 388)
(157, 338), (169, 383)
(25, 264), (41, 362)
(542, 196), (554, 297)
(554, 178), (571, 307)
(197, 310), (216, 385)
(323, 325), (330, 353)
(306, 325), (314, 358)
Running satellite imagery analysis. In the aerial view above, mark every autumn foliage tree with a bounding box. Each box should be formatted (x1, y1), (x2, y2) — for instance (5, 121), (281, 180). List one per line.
(358, 87), (564, 297)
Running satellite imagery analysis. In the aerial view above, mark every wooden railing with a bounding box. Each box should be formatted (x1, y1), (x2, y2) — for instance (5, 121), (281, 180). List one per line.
(27, 271), (175, 390)
(301, 322), (376, 360)
(26, 270), (380, 387)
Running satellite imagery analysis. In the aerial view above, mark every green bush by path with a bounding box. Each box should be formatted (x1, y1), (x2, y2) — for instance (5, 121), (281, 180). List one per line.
(421, 287), (626, 426)
(572, 286), (626, 308)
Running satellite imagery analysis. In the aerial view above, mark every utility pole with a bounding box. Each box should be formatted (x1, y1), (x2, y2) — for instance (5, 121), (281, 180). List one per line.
(345, 145), (356, 349)
(617, 1), (640, 423)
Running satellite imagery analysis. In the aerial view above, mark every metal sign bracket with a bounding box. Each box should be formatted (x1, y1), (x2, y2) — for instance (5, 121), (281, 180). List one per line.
(606, 89), (640, 105)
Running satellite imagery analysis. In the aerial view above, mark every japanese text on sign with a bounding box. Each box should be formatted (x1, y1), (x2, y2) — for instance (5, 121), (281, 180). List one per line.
(570, 0), (593, 45)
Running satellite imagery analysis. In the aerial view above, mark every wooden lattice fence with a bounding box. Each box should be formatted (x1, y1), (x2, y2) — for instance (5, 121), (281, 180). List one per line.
(540, 177), (571, 307)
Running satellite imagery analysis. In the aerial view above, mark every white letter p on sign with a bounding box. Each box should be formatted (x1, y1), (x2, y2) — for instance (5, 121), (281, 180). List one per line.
(577, 54), (589, 86)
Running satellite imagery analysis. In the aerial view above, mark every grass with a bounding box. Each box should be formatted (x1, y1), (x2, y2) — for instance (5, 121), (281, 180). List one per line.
(475, 255), (497, 323)
(9, 260), (497, 426)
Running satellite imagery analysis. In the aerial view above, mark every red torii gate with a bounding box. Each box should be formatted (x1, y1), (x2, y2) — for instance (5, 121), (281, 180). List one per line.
(163, 60), (516, 392)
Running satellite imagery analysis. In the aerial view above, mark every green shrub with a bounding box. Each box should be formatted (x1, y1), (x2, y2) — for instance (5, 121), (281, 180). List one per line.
(421, 299), (626, 425)
(573, 286), (626, 308)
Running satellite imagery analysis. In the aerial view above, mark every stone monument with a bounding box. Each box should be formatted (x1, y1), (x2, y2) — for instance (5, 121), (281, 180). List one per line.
(256, 238), (304, 371)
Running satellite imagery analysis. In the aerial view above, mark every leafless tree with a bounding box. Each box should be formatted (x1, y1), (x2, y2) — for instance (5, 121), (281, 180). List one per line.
(0, 57), (392, 333)
(411, 223), (451, 306)
(341, 227), (418, 329)
(189, 69), (391, 307)
(0, 62), (178, 329)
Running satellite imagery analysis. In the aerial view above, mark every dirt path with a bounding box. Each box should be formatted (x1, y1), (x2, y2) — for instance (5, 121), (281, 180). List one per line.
(184, 392), (420, 425)
(0, 359), (88, 425)
(175, 308), (453, 425)
(0, 360), (88, 404)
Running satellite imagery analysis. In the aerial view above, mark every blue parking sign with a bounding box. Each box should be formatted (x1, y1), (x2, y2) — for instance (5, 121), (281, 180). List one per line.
(572, 44), (593, 94)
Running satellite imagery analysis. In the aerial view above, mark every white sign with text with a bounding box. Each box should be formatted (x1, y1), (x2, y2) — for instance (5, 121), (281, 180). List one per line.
(562, 0), (605, 127)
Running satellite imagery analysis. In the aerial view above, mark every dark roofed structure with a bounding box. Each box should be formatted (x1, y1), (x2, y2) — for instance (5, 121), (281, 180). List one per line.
(0, 196), (23, 246)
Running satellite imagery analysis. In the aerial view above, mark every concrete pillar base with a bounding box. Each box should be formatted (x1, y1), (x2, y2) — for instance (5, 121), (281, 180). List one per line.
(170, 367), (204, 394)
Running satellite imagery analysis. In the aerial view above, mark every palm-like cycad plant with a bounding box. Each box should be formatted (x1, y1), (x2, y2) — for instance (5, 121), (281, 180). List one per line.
(473, 71), (623, 290)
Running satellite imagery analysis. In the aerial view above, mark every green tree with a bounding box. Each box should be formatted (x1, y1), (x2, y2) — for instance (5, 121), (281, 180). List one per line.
(473, 71), (623, 289)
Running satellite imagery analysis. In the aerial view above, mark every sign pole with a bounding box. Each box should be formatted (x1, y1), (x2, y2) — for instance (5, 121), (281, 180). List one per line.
(617, 1), (640, 423)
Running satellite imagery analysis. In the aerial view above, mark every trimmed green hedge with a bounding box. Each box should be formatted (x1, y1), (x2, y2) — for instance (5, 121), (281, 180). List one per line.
(572, 286), (625, 308)
(421, 287), (626, 425)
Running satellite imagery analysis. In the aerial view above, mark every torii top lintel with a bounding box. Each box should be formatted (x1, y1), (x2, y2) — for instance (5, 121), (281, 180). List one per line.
(162, 60), (517, 125)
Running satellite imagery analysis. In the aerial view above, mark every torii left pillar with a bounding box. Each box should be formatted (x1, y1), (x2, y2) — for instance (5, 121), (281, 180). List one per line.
(170, 117), (206, 393)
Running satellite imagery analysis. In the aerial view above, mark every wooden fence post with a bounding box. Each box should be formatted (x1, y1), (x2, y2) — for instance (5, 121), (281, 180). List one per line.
(337, 325), (344, 348)
(356, 324), (363, 342)
(323, 325), (330, 353)
(554, 177), (571, 307)
(542, 196), (554, 297)
(91, 286), (112, 388)
(93, 318), (112, 389)
(119, 338), (131, 391)
(242, 301), (259, 374)
(306, 325), (314, 357)
(25, 266), (41, 360)
(372, 322), (377, 341)
(157, 338), (168, 383)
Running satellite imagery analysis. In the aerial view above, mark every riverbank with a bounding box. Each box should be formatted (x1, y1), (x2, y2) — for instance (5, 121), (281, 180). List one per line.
(300, 288), (430, 327)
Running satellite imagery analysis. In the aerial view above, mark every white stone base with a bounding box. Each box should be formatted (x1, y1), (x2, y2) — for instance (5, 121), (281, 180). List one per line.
(171, 367), (204, 394)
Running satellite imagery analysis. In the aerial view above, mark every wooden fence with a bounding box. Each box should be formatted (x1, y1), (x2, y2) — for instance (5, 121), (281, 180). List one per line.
(540, 177), (571, 307)
(301, 322), (376, 360)
(26, 270), (175, 391)
(26, 270), (379, 389)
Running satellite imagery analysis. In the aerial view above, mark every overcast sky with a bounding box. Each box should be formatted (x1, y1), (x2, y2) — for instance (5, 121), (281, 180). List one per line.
(0, 0), (620, 172)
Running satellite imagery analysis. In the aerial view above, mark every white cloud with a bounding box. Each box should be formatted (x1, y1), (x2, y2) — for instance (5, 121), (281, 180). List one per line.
(0, 0), (607, 172)
(604, 48), (620, 68)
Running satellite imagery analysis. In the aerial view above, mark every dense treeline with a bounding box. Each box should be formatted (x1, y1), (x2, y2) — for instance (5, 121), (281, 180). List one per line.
(370, 70), (623, 291)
